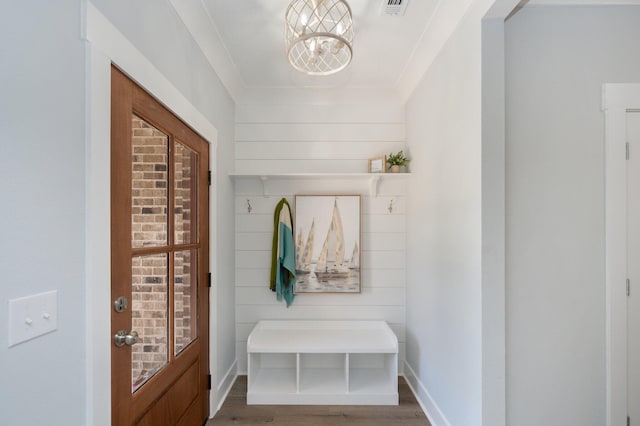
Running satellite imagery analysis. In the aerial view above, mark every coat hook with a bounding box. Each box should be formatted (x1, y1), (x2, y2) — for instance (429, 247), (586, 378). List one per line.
(388, 199), (394, 214)
(247, 199), (252, 214)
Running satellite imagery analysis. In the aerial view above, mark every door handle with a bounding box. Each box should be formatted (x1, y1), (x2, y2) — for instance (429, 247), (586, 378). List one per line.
(114, 330), (139, 347)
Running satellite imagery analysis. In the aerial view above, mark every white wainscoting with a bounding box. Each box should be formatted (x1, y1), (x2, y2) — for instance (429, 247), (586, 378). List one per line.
(234, 178), (407, 374)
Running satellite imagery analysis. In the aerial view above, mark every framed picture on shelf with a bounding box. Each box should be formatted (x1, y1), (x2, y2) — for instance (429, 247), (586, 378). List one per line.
(368, 155), (386, 173)
(294, 195), (361, 294)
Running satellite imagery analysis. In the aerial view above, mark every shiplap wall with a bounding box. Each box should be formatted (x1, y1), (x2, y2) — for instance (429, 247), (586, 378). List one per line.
(234, 100), (407, 373)
(235, 101), (406, 174)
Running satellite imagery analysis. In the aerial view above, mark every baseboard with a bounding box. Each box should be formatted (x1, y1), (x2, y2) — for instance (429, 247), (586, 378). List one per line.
(403, 361), (451, 426)
(213, 360), (238, 415)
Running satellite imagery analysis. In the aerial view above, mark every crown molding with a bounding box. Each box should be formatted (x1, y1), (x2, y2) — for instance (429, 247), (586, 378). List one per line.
(485, 0), (527, 18)
(396, 0), (476, 102)
(168, 0), (245, 102)
(396, 0), (528, 102)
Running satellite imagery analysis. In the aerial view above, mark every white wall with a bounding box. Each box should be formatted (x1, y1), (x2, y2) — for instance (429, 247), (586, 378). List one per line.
(505, 6), (640, 426)
(0, 1), (86, 424)
(233, 97), (407, 373)
(405, 2), (491, 425)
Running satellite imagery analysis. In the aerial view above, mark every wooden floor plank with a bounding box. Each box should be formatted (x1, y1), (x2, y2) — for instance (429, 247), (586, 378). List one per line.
(208, 376), (430, 426)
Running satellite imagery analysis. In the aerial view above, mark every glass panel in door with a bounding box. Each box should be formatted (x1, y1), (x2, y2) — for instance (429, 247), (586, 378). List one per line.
(131, 115), (168, 249)
(174, 141), (198, 245)
(131, 253), (169, 393)
(174, 249), (198, 355)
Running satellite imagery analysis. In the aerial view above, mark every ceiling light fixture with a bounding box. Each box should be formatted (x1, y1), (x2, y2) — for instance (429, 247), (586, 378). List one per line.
(285, 0), (354, 76)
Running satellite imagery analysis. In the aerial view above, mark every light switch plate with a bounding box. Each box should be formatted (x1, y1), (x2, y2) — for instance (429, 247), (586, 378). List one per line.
(8, 290), (58, 347)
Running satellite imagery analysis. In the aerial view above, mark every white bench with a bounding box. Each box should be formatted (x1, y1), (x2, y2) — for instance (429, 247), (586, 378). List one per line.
(247, 320), (398, 405)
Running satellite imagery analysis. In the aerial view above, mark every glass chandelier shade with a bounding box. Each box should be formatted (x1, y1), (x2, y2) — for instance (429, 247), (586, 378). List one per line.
(285, 0), (354, 76)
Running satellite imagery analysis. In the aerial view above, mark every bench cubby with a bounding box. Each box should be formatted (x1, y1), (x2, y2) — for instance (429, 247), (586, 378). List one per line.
(247, 320), (398, 405)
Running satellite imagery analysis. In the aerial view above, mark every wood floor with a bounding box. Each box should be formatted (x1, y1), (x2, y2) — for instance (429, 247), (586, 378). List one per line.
(208, 376), (431, 425)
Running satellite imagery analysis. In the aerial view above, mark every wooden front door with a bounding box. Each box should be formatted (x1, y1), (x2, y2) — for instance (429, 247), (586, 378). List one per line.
(111, 66), (210, 425)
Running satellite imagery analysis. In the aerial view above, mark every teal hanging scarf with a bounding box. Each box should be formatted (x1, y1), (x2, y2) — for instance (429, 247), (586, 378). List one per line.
(270, 198), (296, 307)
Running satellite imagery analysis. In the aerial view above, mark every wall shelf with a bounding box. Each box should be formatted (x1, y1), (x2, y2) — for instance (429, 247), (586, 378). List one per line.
(229, 172), (411, 197)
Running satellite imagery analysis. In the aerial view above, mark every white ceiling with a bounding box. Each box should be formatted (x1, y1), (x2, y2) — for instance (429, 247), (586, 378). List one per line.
(170, 0), (640, 101)
(201, 0), (440, 90)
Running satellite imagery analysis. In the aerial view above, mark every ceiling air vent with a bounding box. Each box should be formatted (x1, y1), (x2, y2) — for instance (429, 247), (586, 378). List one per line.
(382, 0), (409, 16)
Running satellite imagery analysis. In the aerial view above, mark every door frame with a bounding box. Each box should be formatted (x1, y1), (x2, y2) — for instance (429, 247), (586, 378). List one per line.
(604, 83), (640, 426)
(83, 4), (218, 425)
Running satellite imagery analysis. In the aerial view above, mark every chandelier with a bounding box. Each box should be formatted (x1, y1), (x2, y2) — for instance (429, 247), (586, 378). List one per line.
(285, 0), (354, 76)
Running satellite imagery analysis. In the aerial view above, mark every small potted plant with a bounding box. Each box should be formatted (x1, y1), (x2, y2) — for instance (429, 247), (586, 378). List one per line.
(387, 150), (409, 173)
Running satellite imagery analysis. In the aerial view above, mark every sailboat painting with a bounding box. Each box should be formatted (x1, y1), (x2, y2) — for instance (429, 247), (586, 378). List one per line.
(294, 195), (361, 293)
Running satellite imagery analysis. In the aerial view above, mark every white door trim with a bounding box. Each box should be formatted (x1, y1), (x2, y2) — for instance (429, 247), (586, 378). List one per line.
(82, 3), (219, 425)
(604, 83), (640, 426)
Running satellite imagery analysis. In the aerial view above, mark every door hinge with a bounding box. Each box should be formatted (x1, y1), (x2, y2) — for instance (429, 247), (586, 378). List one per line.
(208, 272), (212, 288)
(208, 170), (212, 186)
(628, 278), (631, 296)
(626, 142), (630, 160)
(208, 374), (212, 390)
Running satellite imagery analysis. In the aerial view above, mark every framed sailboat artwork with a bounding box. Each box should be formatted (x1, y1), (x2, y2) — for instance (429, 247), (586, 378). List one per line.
(293, 195), (362, 294)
